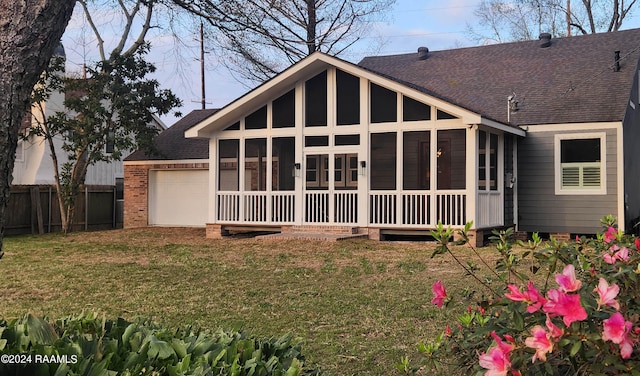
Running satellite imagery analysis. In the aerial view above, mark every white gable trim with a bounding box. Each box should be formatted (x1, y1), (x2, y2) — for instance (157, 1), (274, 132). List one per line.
(185, 52), (519, 138)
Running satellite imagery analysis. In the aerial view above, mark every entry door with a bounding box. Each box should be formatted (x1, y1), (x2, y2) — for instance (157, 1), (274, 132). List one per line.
(304, 153), (358, 224)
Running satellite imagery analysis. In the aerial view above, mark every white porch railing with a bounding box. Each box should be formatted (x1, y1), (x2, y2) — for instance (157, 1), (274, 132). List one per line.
(217, 192), (295, 224)
(477, 191), (503, 228)
(217, 190), (499, 229)
(370, 191), (467, 227)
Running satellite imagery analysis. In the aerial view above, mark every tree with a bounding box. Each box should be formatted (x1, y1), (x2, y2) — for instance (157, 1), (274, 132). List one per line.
(0, 0), (77, 255)
(170, 0), (395, 82)
(20, 0), (181, 233)
(28, 46), (181, 233)
(467, 0), (638, 44)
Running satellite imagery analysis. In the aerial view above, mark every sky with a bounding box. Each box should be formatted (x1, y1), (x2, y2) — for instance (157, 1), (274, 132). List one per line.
(57, 0), (494, 126)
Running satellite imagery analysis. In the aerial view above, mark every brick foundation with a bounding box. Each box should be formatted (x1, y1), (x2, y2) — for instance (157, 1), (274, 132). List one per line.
(550, 232), (571, 242)
(206, 223), (227, 239)
(123, 162), (208, 228)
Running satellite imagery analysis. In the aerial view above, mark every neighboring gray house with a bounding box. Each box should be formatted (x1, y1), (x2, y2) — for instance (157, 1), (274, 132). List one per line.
(125, 29), (640, 243)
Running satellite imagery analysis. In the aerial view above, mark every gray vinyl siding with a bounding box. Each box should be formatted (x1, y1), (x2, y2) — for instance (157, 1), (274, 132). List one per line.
(622, 65), (640, 234)
(504, 134), (515, 226)
(517, 128), (618, 234)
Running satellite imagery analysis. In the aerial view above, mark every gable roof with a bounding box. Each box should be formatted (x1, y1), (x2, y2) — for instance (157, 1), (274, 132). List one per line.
(125, 109), (217, 161)
(185, 52), (505, 138)
(359, 29), (640, 126)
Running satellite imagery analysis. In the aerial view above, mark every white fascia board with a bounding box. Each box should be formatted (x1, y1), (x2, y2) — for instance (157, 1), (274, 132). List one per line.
(185, 52), (332, 139)
(123, 159), (209, 166)
(480, 117), (527, 137)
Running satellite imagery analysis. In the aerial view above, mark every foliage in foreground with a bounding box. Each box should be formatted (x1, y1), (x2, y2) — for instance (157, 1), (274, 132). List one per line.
(402, 217), (640, 375)
(0, 312), (317, 376)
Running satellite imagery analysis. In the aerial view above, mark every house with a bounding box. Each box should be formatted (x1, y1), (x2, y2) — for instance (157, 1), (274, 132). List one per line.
(13, 44), (166, 189)
(124, 29), (640, 244)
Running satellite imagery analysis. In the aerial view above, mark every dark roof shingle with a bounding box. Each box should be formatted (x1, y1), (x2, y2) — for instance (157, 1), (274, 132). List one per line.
(125, 109), (217, 161)
(358, 29), (640, 125)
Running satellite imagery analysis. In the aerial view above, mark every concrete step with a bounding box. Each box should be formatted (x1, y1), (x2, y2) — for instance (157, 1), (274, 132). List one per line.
(255, 232), (368, 242)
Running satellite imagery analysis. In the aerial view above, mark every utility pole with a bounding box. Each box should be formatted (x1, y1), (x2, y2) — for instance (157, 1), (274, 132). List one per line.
(567, 0), (571, 36)
(200, 21), (206, 110)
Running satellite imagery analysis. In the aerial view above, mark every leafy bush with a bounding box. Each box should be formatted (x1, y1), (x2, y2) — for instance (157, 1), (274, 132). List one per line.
(401, 217), (640, 375)
(0, 312), (318, 376)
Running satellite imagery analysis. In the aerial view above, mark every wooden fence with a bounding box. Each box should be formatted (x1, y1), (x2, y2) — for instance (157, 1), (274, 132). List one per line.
(5, 185), (122, 235)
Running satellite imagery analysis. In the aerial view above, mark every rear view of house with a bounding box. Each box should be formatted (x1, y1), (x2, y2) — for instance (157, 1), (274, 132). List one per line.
(125, 29), (640, 243)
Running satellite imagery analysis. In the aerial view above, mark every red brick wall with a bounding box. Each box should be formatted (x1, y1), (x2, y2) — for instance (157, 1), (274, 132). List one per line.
(123, 162), (209, 228)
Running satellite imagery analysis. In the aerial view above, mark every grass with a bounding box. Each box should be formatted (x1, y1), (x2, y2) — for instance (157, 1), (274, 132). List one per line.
(0, 228), (501, 375)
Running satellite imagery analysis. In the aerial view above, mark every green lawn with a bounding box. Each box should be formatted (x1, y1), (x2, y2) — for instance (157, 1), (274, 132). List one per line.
(0, 228), (498, 375)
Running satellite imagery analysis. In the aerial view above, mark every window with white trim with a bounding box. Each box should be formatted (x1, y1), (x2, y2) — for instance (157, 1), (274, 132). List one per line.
(555, 133), (606, 195)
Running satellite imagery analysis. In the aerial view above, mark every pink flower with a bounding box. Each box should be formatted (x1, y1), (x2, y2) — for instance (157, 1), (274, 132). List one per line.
(431, 280), (447, 308)
(603, 312), (631, 344)
(479, 345), (511, 376)
(555, 264), (582, 292)
(504, 281), (547, 313)
(604, 245), (630, 264)
(491, 331), (514, 354)
(603, 312), (635, 359)
(594, 278), (620, 311)
(604, 226), (618, 243)
(543, 289), (588, 327)
(545, 315), (564, 339)
(444, 325), (452, 337)
(525, 325), (554, 362)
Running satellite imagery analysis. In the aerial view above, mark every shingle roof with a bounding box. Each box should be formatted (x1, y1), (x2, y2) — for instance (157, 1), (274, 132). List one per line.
(358, 29), (640, 126)
(125, 109), (217, 161)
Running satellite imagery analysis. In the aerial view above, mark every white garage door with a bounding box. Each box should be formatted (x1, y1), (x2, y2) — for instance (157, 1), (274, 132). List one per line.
(148, 169), (209, 226)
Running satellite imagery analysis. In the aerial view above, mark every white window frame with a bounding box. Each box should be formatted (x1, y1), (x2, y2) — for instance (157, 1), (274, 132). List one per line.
(554, 132), (607, 195)
(15, 139), (25, 162)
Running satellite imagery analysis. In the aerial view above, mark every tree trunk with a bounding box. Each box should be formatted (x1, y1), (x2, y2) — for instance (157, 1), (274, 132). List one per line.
(0, 0), (77, 253)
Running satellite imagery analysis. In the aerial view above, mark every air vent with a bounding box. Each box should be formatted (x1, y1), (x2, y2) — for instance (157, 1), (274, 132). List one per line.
(539, 33), (552, 48)
(417, 47), (429, 60)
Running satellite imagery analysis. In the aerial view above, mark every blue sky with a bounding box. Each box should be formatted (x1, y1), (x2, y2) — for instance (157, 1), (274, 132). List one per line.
(61, 0), (487, 125)
(61, 0), (566, 125)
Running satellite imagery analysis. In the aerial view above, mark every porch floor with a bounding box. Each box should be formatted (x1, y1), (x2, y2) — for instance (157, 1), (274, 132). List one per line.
(255, 232), (368, 242)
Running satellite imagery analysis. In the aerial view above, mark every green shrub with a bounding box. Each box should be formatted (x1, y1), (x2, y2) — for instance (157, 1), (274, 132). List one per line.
(0, 312), (319, 376)
(403, 218), (640, 375)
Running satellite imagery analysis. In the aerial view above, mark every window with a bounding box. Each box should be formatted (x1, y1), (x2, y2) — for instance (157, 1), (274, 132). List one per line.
(335, 134), (360, 146)
(219, 139), (239, 191)
(437, 129), (466, 190)
(336, 69), (360, 125)
(224, 121), (240, 131)
(305, 136), (329, 147)
(555, 133), (606, 194)
(245, 106), (267, 129)
(403, 96), (431, 122)
(272, 90), (295, 128)
(272, 137), (295, 191)
(370, 133), (397, 190)
(305, 71), (327, 127)
(403, 131), (430, 190)
(370, 83), (397, 123)
(306, 154), (329, 189)
(245, 138), (267, 191)
(437, 109), (458, 120)
(478, 131), (499, 191)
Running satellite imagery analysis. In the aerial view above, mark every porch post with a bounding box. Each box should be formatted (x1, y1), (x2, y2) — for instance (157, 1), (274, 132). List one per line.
(208, 138), (218, 224)
(466, 125), (477, 229)
(294, 82), (304, 225)
(357, 76), (369, 227)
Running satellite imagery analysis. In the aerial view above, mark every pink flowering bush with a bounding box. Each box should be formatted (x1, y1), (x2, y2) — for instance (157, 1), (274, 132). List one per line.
(400, 217), (640, 375)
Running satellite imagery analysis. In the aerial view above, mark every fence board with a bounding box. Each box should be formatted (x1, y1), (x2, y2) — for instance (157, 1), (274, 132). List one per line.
(5, 185), (120, 235)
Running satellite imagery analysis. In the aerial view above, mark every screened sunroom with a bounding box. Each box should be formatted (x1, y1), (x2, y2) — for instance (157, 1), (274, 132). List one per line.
(185, 53), (525, 238)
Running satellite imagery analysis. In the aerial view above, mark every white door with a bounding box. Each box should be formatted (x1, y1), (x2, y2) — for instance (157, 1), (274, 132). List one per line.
(148, 169), (208, 226)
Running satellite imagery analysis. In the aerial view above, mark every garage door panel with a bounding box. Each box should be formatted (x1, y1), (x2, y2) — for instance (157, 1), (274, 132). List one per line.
(149, 170), (208, 226)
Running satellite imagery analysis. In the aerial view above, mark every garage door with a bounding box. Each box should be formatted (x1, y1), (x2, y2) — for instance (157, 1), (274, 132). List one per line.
(148, 169), (208, 226)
